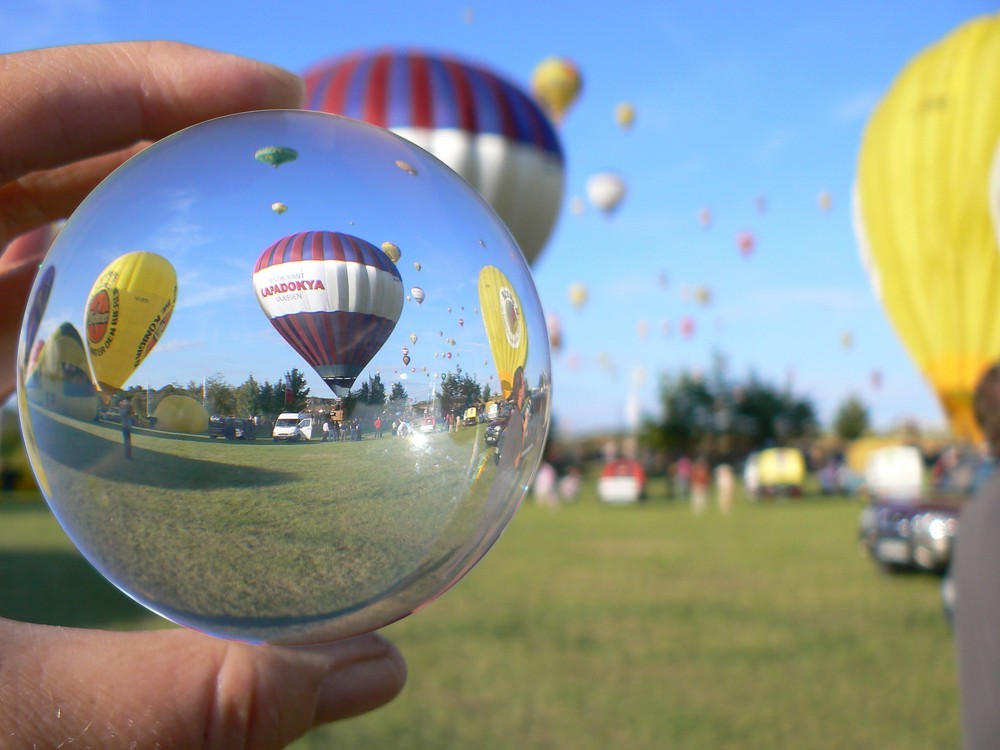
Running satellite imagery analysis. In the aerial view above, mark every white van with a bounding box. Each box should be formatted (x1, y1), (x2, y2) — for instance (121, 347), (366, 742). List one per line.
(272, 412), (315, 442)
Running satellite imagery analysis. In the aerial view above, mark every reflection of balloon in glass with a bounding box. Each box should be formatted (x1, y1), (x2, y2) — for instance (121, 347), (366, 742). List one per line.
(381, 241), (401, 263)
(271, 202), (288, 215)
(85, 251), (177, 395)
(411, 287), (425, 304)
(478, 266), (528, 397)
(531, 56), (582, 124)
(254, 145), (298, 168)
(304, 49), (565, 264)
(586, 172), (626, 216)
(568, 282), (588, 310)
(35, 322), (99, 421)
(854, 15), (1000, 441)
(615, 101), (636, 130)
(253, 231), (404, 397)
(18, 110), (551, 647)
(152, 394), (209, 434)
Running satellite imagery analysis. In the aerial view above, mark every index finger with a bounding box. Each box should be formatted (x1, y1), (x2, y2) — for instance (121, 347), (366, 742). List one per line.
(0, 41), (305, 185)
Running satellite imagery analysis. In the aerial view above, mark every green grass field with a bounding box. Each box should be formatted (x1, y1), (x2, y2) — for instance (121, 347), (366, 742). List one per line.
(0, 476), (959, 749)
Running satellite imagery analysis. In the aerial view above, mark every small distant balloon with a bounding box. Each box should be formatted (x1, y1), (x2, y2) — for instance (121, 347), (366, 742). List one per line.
(254, 146), (298, 168)
(395, 160), (418, 176)
(413, 262), (422, 271)
(585, 172), (626, 216)
(636, 320), (649, 339)
(694, 286), (712, 305)
(698, 207), (712, 228)
(411, 287), (425, 304)
(570, 196), (585, 216)
(568, 282), (588, 310)
(546, 313), (563, 353)
(840, 331), (853, 350)
(402, 355), (411, 366)
(680, 316), (696, 340)
(755, 195), (767, 214)
(818, 191), (833, 211)
(531, 56), (582, 124)
(381, 241), (401, 263)
(409, 333), (417, 344)
(615, 101), (636, 130)
(271, 202), (288, 215)
(737, 230), (755, 258)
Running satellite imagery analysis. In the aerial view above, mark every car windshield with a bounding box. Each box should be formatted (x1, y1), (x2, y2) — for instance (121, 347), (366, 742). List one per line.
(275, 418), (298, 427)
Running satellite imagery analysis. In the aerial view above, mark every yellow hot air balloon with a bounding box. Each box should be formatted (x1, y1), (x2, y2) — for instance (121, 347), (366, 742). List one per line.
(35, 322), (99, 422)
(568, 281), (588, 310)
(381, 241), (401, 263)
(152, 394), (209, 434)
(854, 13), (1000, 442)
(531, 56), (582, 124)
(85, 251), (177, 395)
(271, 202), (288, 215)
(478, 266), (528, 398)
(615, 101), (636, 130)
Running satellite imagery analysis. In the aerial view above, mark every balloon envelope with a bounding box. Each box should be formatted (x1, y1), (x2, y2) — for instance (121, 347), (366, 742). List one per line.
(304, 49), (565, 265)
(253, 231), (404, 397)
(152, 394), (209, 434)
(85, 251), (177, 395)
(586, 172), (626, 216)
(531, 56), (582, 124)
(478, 266), (528, 398)
(854, 14), (1000, 441)
(254, 146), (298, 168)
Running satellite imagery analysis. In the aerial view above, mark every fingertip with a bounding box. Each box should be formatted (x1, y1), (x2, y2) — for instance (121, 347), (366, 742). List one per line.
(312, 635), (408, 724)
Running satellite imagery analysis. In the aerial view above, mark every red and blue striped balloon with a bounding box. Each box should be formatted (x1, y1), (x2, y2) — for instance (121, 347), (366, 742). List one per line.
(303, 50), (565, 264)
(253, 231), (403, 396)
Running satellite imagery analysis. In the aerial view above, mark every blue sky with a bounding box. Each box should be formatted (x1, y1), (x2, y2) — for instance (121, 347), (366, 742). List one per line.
(3, 0), (996, 435)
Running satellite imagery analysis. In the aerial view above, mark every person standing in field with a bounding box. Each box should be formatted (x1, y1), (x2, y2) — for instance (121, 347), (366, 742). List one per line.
(118, 399), (132, 459)
(715, 463), (734, 514)
(690, 456), (710, 514)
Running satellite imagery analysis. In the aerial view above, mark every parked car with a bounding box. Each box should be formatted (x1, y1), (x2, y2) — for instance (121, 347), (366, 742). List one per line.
(484, 414), (509, 447)
(859, 494), (961, 573)
(209, 415), (236, 439)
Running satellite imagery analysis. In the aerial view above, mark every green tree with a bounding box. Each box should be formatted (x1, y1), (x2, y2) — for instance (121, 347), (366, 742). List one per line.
(832, 394), (869, 441)
(280, 368), (310, 413)
(438, 367), (483, 417)
(235, 374), (261, 417)
(389, 381), (408, 404)
(203, 374), (236, 416)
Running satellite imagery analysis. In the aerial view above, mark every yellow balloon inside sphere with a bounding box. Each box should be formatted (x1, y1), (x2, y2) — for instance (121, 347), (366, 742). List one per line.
(478, 266), (528, 398)
(33, 322), (99, 422)
(854, 13), (1000, 443)
(84, 251), (177, 396)
(151, 394), (210, 434)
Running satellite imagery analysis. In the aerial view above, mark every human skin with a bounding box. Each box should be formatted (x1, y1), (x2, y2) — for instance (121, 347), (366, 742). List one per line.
(0, 41), (406, 749)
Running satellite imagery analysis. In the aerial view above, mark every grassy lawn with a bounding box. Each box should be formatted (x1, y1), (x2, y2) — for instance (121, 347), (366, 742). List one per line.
(0, 477), (958, 748)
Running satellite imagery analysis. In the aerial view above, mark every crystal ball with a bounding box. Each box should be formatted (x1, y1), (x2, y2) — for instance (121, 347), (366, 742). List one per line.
(16, 110), (550, 644)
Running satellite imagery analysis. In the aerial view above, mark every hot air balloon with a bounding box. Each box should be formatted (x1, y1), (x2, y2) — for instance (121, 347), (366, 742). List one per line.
(680, 316), (696, 340)
(546, 312), (563, 353)
(409, 333), (418, 344)
(35, 322), (99, 421)
(854, 16), (1000, 440)
(85, 251), (177, 396)
(411, 287), (425, 304)
(586, 172), (626, 216)
(271, 202), (288, 215)
(304, 50), (565, 264)
(615, 101), (636, 130)
(568, 282), (588, 310)
(478, 266), (528, 397)
(737, 230), (755, 258)
(531, 56), (582, 124)
(413, 262), (422, 272)
(636, 320), (649, 339)
(698, 207), (712, 228)
(458, 318), (464, 327)
(381, 241), (401, 263)
(818, 191), (833, 211)
(402, 355), (411, 366)
(840, 331), (853, 350)
(254, 146), (298, 168)
(253, 231), (403, 397)
(152, 394), (210, 434)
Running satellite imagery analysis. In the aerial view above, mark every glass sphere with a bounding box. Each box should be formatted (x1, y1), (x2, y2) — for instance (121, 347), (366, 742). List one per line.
(16, 110), (550, 645)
